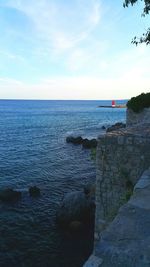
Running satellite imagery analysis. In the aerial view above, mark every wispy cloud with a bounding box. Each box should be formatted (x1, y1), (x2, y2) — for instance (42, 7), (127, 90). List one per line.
(0, 72), (149, 100)
(4, 0), (101, 54)
(0, 50), (25, 62)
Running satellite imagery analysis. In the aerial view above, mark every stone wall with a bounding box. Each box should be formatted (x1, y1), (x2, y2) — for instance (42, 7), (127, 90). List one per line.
(84, 167), (150, 267)
(127, 108), (150, 126)
(94, 124), (150, 243)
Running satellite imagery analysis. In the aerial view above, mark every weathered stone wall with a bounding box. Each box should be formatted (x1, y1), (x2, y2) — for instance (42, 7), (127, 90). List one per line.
(94, 124), (150, 242)
(84, 167), (150, 267)
(127, 108), (150, 126)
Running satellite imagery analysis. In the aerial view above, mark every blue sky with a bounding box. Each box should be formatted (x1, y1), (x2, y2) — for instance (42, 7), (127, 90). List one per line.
(0, 0), (149, 99)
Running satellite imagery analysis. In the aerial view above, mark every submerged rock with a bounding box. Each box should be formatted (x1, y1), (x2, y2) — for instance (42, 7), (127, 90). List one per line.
(106, 122), (126, 132)
(56, 190), (95, 230)
(29, 186), (40, 197)
(0, 188), (21, 202)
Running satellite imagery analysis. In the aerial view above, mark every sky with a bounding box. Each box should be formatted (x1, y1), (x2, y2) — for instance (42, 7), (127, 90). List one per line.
(0, 0), (149, 100)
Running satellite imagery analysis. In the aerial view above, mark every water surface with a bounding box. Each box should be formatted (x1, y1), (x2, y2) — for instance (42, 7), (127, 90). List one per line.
(0, 100), (126, 267)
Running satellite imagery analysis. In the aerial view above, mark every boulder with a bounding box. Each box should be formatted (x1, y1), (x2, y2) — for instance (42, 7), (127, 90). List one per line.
(101, 126), (106, 130)
(66, 136), (83, 145)
(56, 191), (95, 229)
(29, 186), (40, 197)
(66, 136), (97, 149)
(69, 221), (83, 232)
(82, 138), (97, 149)
(106, 122), (126, 132)
(0, 188), (21, 202)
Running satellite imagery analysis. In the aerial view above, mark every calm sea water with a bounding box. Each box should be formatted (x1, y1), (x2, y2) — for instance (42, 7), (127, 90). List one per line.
(0, 100), (126, 267)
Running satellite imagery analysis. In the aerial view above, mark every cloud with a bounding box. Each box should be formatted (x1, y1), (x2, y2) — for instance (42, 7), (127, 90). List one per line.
(0, 74), (149, 100)
(0, 50), (25, 62)
(88, 1), (101, 25)
(3, 0), (101, 54)
(0, 0), (104, 73)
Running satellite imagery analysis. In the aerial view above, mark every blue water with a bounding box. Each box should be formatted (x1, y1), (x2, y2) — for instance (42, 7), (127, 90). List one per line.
(0, 100), (126, 267)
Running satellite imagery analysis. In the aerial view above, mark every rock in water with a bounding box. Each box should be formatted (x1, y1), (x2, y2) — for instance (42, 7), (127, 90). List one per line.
(66, 136), (83, 144)
(56, 191), (95, 229)
(66, 136), (97, 148)
(101, 126), (106, 130)
(29, 186), (40, 197)
(0, 188), (21, 202)
(69, 221), (83, 232)
(82, 138), (97, 149)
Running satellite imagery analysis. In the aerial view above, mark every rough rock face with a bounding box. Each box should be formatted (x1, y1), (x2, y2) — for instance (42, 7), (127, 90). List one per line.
(56, 190), (95, 230)
(0, 188), (21, 202)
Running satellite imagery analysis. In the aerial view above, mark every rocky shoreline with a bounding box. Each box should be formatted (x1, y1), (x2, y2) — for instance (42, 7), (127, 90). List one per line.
(66, 122), (126, 149)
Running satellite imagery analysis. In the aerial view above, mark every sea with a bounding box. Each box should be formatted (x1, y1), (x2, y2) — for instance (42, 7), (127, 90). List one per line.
(0, 100), (126, 267)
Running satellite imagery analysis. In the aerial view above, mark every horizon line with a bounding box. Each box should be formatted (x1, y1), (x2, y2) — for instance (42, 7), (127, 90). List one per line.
(0, 98), (128, 101)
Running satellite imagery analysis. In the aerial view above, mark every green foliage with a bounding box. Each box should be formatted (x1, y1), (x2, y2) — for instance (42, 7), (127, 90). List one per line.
(123, 0), (150, 45)
(127, 92), (150, 113)
(123, 0), (150, 15)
